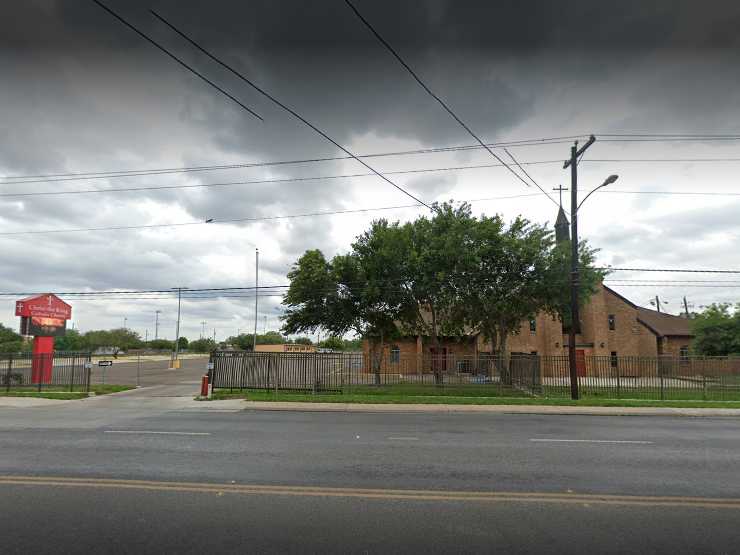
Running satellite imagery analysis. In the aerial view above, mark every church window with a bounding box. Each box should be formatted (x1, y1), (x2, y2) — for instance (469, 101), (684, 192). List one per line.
(608, 314), (616, 331)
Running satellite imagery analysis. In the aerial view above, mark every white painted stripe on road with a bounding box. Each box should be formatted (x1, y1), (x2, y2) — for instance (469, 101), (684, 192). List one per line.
(530, 438), (653, 444)
(104, 431), (211, 436)
(387, 436), (419, 441)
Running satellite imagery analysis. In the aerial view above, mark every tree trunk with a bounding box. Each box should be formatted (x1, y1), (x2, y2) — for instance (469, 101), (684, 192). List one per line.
(486, 326), (498, 379)
(371, 330), (384, 386)
(499, 325), (511, 385)
(430, 305), (443, 386)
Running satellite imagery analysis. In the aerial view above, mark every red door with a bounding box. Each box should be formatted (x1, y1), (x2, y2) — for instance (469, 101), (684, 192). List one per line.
(576, 349), (586, 377)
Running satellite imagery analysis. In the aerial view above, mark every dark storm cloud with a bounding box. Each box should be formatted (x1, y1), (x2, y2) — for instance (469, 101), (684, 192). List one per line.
(2, 0), (740, 330)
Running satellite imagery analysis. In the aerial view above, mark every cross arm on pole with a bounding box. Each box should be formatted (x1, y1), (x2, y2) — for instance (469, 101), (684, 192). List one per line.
(563, 135), (596, 169)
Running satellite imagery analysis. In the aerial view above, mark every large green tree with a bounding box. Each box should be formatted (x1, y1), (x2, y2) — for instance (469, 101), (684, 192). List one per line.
(282, 248), (405, 383)
(461, 215), (553, 358)
(397, 203), (476, 361)
(539, 240), (607, 330)
(692, 304), (740, 356)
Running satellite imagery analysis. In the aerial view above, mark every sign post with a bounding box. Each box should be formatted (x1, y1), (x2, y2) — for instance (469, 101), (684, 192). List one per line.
(15, 294), (72, 384)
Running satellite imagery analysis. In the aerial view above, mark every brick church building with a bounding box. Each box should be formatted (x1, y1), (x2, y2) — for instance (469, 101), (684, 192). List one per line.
(363, 206), (694, 363)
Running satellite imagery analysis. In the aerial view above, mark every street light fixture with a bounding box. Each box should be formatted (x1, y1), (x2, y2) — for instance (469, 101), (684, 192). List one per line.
(577, 175), (619, 212)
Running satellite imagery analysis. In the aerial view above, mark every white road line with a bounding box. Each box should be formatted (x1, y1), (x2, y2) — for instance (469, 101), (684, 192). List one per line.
(530, 438), (653, 444)
(104, 431), (211, 436)
(387, 436), (419, 441)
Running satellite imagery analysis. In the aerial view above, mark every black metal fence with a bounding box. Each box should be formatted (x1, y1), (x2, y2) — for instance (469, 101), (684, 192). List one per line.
(540, 355), (740, 400)
(209, 351), (740, 401)
(1, 352), (92, 393)
(209, 351), (540, 393)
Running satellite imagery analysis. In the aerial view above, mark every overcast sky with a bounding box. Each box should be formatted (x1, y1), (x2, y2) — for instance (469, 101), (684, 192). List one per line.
(2, 0), (740, 340)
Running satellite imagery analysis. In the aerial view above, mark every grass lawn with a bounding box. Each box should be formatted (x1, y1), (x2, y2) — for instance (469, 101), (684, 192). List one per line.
(543, 385), (740, 402)
(209, 387), (740, 409)
(0, 384), (135, 400)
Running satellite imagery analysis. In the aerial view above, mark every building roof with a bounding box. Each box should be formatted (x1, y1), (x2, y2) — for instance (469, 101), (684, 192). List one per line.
(603, 285), (693, 337)
(636, 307), (694, 338)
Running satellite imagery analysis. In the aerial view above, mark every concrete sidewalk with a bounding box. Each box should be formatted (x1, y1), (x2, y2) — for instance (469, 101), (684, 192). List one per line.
(240, 400), (740, 417)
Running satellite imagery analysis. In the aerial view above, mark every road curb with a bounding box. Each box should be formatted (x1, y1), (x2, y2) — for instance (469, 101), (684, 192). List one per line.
(239, 401), (740, 417)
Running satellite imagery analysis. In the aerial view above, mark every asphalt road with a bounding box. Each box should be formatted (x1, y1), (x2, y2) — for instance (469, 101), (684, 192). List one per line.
(2, 377), (740, 553)
(89, 355), (209, 386)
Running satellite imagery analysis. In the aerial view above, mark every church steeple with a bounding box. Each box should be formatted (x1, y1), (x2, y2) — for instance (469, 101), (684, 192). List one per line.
(553, 184), (570, 243)
(555, 206), (570, 243)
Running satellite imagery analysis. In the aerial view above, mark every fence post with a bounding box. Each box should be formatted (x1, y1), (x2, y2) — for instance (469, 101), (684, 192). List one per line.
(85, 355), (92, 393)
(5, 353), (12, 393)
(702, 374), (707, 401)
(136, 353), (141, 388)
(659, 362), (665, 401)
(37, 354), (43, 393)
(69, 354), (76, 392)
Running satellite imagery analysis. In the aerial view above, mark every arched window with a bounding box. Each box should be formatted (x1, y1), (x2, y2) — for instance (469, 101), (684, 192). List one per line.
(390, 345), (401, 364)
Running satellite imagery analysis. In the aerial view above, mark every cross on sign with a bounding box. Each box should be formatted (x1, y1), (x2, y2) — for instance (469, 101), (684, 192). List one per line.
(47, 296), (53, 307)
(16, 302), (23, 312)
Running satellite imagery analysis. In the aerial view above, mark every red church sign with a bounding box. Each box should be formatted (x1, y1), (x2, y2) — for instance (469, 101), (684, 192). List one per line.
(15, 294), (72, 384)
(16, 294), (72, 320)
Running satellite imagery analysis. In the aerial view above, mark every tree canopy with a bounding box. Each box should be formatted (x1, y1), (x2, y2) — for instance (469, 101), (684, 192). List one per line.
(692, 304), (740, 356)
(281, 202), (605, 357)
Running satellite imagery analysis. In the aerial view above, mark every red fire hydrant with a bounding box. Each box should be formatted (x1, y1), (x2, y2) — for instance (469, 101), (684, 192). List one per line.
(200, 374), (210, 397)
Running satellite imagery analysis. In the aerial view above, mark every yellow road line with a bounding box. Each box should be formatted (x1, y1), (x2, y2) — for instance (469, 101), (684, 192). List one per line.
(1, 476), (739, 509)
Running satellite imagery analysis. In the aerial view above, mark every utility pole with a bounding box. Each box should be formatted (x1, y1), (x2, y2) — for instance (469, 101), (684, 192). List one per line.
(683, 296), (690, 318)
(200, 320), (207, 339)
(263, 315), (267, 334)
(213, 328), (216, 343)
(655, 295), (661, 313)
(563, 135), (596, 401)
(253, 248), (259, 352)
(154, 310), (161, 340)
(145, 329), (148, 342)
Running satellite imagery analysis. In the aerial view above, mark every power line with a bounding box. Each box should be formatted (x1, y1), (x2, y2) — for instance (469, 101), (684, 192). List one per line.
(148, 9), (431, 210)
(0, 136), (586, 184)
(2, 183), (740, 236)
(6, 271), (740, 299)
(0, 160), (566, 198)
(6, 159), (740, 199)
(603, 268), (740, 274)
(91, 0), (261, 121)
(6, 148), (740, 187)
(0, 193), (549, 236)
(343, 0), (558, 206)
(597, 133), (740, 138)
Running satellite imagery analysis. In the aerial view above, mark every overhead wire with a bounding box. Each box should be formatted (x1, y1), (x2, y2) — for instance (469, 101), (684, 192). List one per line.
(342, 0), (558, 206)
(147, 9), (432, 210)
(91, 1), (261, 121)
(0, 136), (587, 184)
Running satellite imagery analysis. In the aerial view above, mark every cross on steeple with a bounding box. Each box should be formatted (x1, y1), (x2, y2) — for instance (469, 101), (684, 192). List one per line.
(552, 185), (568, 208)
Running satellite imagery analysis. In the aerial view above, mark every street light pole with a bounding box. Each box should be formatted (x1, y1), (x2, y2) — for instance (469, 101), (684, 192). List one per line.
(154, 310), (161, 340)
(563, 135), (617, 401)
(564, 135), (594, 401)
(253, 248), (259, 352)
